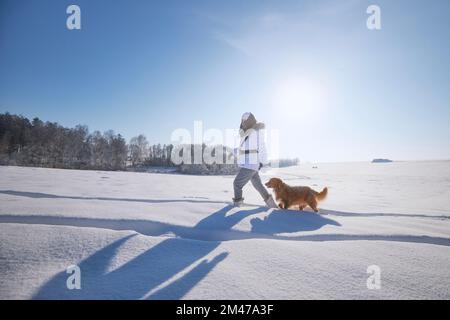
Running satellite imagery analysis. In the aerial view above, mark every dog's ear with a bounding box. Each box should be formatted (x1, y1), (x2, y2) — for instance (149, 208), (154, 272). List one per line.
(268, 178), (278, 189)
(275, 178), (283, 189)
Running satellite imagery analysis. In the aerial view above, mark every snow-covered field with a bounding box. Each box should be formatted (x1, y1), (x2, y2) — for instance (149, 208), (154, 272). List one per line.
(1, 161), (450, 299)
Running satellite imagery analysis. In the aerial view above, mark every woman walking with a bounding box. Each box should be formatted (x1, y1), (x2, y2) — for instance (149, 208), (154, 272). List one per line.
(233, 112), (278, 208)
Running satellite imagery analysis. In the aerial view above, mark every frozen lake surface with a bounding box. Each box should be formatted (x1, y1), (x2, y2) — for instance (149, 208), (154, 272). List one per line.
(0, 161), (449, 299)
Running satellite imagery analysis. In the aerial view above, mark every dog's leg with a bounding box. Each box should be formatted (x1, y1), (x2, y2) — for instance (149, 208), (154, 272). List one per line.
(279, 202), (288, 209)
(307, 198), (319, 212)
(299, 205), (305, 211)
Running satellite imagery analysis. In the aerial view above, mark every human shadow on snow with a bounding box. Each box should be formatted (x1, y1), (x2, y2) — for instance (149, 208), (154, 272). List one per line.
(32, 205), (265, 299)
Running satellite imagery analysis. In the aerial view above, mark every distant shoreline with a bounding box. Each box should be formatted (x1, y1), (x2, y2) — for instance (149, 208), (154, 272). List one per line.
(2, 159), (450, 176)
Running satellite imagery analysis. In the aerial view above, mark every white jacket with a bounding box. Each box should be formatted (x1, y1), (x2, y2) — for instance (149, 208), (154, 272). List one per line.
(237, 128), (268, 171)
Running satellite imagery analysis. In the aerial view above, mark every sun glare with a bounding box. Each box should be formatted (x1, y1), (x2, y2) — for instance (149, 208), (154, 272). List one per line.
(271, 77), (325, 119)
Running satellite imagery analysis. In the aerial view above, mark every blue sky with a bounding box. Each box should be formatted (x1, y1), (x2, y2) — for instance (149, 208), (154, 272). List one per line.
(1, 0), (449, 162)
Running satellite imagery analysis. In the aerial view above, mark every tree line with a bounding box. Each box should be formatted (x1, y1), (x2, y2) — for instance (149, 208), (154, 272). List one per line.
(0, 112), (299, 172)
(0, 113), (174, 170)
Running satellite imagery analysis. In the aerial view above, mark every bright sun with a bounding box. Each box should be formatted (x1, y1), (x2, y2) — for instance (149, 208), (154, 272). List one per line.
(271, 77), (325, 118)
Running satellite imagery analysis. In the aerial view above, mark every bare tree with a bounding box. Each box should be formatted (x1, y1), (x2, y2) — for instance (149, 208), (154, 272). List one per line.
(129, 134), (149, 166)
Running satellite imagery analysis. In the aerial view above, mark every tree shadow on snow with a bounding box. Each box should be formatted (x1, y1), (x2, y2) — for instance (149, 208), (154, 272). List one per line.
(32, 205), (265, 300)
(0, 190), (226, 205)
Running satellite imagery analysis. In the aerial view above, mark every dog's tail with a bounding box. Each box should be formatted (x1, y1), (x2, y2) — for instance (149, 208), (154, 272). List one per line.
(315, 187), (328, 201)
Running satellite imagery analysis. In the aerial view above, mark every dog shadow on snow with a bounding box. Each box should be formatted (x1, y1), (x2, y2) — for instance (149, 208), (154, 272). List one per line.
(250, 209), (341, 235)
(32, 205), (339, 300)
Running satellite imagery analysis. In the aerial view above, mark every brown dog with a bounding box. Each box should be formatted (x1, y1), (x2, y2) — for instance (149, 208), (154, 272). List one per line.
(265, 178), (327, 212)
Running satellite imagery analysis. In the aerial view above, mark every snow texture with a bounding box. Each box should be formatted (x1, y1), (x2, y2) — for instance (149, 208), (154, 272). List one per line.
(0, 161), (449, 299)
